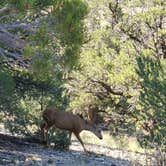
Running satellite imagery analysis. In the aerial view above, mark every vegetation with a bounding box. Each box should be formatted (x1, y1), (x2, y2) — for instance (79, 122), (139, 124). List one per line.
(0, 0), (165, 162)
(0, 0), (88, 148)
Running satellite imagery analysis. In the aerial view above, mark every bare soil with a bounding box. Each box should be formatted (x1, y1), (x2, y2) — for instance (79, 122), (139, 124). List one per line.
(0, 124), (155, 166)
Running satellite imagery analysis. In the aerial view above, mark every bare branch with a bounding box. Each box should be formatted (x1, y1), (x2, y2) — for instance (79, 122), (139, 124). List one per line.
(0, 48), (30, 68)
(0, 28), (25, 51)
(0, 21), (40, 30)
(90, 79), (124, 96)
(0, 4), (11, 14)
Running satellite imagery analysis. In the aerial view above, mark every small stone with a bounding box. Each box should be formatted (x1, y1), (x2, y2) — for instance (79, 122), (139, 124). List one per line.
(47, 158), (54, 164)
(11, 158), (19, 165)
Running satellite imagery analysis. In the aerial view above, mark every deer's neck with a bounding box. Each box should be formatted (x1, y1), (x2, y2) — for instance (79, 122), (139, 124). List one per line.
(83, 122), (94, 132)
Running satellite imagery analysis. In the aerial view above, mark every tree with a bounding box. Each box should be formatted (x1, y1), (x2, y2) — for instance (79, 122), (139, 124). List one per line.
(0, 0), (88, 148)
(0, 0), (165, 154)
(137, 57), (166, 151)
(66, 0), (166, 151)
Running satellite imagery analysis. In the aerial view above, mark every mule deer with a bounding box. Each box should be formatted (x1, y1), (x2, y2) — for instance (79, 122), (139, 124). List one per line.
(41, 106), (103, 153)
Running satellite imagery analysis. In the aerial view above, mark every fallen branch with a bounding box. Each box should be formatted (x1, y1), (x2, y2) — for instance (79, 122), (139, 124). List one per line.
(0, 48), (30, 68)
(0, 28), (25, 51)
(0, 21), (40, 30)
(0, 4), (11, 15)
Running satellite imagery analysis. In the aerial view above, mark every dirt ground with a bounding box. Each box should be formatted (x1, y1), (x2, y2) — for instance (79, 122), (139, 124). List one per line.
(0, 124), (155, 166)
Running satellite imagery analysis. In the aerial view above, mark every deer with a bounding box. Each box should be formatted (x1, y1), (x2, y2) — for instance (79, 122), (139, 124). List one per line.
(41, 106), (103, 153)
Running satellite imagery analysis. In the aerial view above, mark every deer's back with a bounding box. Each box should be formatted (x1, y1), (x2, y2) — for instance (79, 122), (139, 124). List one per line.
(43, 107), (84, 132)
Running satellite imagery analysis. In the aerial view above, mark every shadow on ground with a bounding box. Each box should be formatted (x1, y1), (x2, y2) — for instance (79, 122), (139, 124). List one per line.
(0, 134), (142, 166)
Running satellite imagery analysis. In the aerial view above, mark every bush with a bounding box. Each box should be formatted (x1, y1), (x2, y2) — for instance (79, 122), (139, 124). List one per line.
(48, 128), (71, 150)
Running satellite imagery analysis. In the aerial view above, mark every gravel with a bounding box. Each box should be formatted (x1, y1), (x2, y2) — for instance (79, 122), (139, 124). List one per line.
(0, 135), (143, 166)
(0, 124), (154, 166)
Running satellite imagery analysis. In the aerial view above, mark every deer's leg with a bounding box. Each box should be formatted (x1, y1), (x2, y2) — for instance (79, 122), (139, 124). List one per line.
(74, 132), (87, 153)
(68, 132), (72, 144)
(42, 123), (50, 146)
(41, 122), (47, 142)
(40, 122), (46, 141)
(45, 126), (50, 146)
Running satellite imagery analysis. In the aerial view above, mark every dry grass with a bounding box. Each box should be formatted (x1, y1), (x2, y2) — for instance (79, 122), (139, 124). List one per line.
(71, 131), (158, 165)
(78, 131), (144, 153)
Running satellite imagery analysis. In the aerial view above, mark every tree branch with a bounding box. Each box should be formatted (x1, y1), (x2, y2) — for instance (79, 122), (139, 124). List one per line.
(0, 20), (40, 30)
(0, 4), (11, 14)
(0, 48), (30, 68)
(0, 28), (25, 51)
(89, 79), (124, 96)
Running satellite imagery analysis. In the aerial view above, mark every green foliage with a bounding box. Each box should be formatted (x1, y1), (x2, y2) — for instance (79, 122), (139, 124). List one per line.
(8, 0), (55, 10)
(32, 24), (50, 47)
(32, 53), (54, 81)
(23, 45), (35, 58)
(0, 70), (15, 96)
(34, 0), (58, 8)
(0, 66), (17, 114)
(0, 0), (88, 151)
(137, 57), (166, 150)
(5, 104), (39, 136)
(49, 128), (71, 150)
(55, 0), (88, 69)
(68, 1), (138, 125)
(9, 0), (27, 10)
(1, 0), (165, 153)
(2, 69), (68, 138)
(57, 0), (88, 45)
(66, 0), (166, 152)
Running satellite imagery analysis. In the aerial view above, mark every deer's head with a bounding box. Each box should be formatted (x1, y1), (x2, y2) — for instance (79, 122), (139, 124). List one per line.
(94, 126), (103, 139)
(89, 123), (103, 140)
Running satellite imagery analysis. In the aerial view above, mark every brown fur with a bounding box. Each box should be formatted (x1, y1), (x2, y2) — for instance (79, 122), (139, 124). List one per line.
(41, 106), (103, 153)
